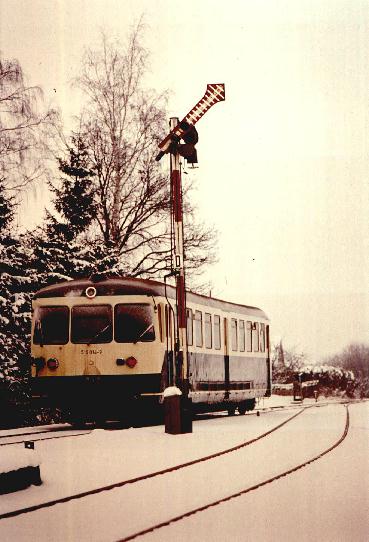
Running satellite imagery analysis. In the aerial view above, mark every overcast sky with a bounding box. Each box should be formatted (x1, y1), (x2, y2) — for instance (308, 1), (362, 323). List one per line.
(1, 0), (368, 361)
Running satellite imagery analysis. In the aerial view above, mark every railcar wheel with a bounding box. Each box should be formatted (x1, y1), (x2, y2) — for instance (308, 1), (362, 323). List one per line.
(238, 404), (247, 415)
(227, 407), (236, 416)
(238, 399), (256, 415)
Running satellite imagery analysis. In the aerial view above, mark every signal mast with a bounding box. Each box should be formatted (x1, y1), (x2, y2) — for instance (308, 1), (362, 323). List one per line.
(157, 84), (225, 433)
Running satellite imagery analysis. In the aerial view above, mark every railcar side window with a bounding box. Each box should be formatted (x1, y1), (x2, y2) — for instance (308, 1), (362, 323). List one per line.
(260, 323), (265, 352)
(239, 320), (245, 352)
(205, 313), (212, 349)
(231, 318), (238, 351)
(165, 305), (175, 343)
(158, 304), (164, 342)
(246, 321), (252, 352)
(33, 306), (69, 345)
(187, 308), (193, 346)
(252, 322), (259, 352)
(72, 305), (112, 344)
(195, 310), (203, 347)
(174, 305), (178, 329)
(115, 304), (155, 343)
(214, 315), (221, 350)
(165, 305), (170, 340)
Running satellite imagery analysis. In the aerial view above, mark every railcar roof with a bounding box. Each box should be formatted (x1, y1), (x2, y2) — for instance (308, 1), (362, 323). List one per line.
(34, 277), (268, 320)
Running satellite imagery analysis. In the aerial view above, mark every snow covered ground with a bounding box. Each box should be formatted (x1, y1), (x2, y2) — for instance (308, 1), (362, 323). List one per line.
(0, 397), (367, 541)
(143, 401), (369, 542)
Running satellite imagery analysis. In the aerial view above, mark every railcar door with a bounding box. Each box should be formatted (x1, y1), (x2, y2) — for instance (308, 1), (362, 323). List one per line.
(266, 324), (271, 396)
(223, 317), (230, 400)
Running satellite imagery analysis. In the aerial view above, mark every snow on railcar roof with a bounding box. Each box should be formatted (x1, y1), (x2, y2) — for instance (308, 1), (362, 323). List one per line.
(34, 276), (165, 299)
(34, 277), (268, 319)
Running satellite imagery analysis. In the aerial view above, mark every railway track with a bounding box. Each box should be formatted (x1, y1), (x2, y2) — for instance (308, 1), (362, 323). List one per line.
(0, 404), (307, 521)
(117, 403), (350, 542)
(0, 400), (307, 447)
(0, 395), (341, 446)
(0, 429), (92, 447)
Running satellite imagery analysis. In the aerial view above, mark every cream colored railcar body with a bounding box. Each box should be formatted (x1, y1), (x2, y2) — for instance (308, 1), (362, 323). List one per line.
(32, 294), (164, 379)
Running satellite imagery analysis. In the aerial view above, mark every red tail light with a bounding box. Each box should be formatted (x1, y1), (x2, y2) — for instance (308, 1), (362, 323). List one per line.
(126, 356), (137, 369)
(47, 358), (59, 370)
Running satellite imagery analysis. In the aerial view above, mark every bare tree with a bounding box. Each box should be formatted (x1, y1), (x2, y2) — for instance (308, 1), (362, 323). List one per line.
(0, 56), (57, 195)
(66, 26), (217, 283)
(327, 343), (369, 378)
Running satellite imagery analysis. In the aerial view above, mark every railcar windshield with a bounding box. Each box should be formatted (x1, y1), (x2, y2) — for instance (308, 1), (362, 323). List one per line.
(33, 306), (69, 345)
(115, 303), (155, 343)
(71, 305), (113, 344)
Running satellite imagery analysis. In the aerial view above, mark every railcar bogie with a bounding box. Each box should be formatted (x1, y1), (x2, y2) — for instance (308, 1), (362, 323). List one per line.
(238, 398), (256, 415)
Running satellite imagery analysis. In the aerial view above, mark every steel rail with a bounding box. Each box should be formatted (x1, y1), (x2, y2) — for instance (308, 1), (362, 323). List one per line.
(0, 429), (58, 440)
(0, 431), (92, 447)
(116, 404), (350, 542)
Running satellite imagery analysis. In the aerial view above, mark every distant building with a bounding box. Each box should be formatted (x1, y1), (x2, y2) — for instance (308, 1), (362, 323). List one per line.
(275, 340), (285, 368)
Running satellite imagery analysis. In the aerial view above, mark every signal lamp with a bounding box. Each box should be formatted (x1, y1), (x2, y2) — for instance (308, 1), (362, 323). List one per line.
(126, 356), (137, 369)
(116, 358), (125, 366)
(178, 123), (198, 164)
(178, 143), (198, 164)
(47, 358), (59, 370)
(180, 122), (199, 145)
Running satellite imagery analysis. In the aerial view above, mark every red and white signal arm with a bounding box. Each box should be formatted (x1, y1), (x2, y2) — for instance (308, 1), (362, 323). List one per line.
(156, 83), (225, 160)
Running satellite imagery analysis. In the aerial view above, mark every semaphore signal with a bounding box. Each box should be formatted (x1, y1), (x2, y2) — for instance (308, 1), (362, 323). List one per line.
(159, 84), (225, 434)
(156, 83), (225, 162)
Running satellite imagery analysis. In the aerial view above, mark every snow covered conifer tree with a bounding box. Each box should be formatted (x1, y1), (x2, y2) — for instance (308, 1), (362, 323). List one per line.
(30, 138), (97, 287)
(0, 184), (33, 426)
(0, 55), (59, 425)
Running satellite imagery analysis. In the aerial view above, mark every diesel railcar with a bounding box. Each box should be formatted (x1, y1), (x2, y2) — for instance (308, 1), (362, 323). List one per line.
(30, 277), (271, 423)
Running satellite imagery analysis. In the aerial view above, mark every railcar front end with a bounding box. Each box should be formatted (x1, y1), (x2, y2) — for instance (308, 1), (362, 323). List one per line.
(31, 281), (166, 423)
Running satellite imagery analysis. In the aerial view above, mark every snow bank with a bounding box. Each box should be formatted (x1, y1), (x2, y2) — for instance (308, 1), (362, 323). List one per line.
(302, 364), (354, 380)
(1, 448), (41, 474)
